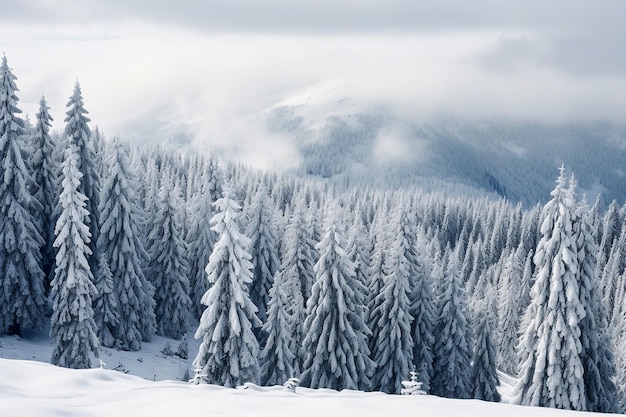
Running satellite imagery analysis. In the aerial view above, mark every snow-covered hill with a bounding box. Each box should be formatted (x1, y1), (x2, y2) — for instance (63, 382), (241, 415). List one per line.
(0, 328), (612, 416)
(0, 356), (608, 417)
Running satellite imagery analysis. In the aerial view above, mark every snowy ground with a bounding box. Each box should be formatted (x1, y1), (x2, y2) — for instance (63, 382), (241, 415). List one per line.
(0, 328), (609, 416)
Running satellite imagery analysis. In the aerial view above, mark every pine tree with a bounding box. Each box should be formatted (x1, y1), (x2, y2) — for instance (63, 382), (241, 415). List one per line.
(0, 55), (46, 334)
(300, 218), (373, 391)
(409, 232), (436, 393)
(369, 208), (415, 394)
(193, 191), (261, 387)
(430, 257), (473, 399)
(31, 95), (57, 290)
(186, 181), (218, 320)
(514, 168), (586, 411)
(64, 81), (100, 278)
(92, 254), (119, 348)
(50, 144), (99, 368)
(245, 188), (280, 326)
(97, 141), (155, 350)
(146, 184), (191, 340)
(275, 196), (316, 370)
(573, 192), (620, 413)
(259, 269), (297, 386)
(497, 245), (526, 375)
(471, 315), (501, 402)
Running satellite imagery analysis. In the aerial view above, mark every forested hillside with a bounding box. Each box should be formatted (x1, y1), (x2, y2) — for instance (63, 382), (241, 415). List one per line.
(263, 99), (626, 206)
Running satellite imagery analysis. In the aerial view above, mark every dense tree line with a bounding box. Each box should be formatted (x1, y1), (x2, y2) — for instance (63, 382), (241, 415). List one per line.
(1, 55), (626, 413)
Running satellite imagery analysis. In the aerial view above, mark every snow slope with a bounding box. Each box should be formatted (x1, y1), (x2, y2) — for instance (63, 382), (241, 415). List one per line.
(0, 328), (611, 417)
(0, 358), (608, 417)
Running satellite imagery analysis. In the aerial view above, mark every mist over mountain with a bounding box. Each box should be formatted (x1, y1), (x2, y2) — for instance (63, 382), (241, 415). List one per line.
(119, 82), (626, 207)
(268, 104), (626, 206)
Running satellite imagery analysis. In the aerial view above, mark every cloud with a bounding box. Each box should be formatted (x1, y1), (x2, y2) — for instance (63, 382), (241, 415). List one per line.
(2, 2), (626, 169)
(3, 1), (625, 35)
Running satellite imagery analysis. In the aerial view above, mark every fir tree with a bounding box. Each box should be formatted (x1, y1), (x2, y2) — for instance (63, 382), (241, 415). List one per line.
(275, 196), (316, 370)
(369, 208), (415, 394)
(31, 95), (57, 290)
(245, 189), (280, 326)
(430, 257), (473, 399)
(259, 269), (297, 386)
(50, 144), (99, 369)
(146, 185), (191, 340)
(573, 192), (620, 413)
(97, 142), (155, 350)
(514, 168), (586, 411)
(64, 81), (100, 278)
(193, 191), (261, 387)
(471, 315), (501, 402)
(92, 253), (119, 348)
(409, 232), (436, 393)
(300, 218), (373, 391)
(0, 55), (46, 334)
(186, 182), (218, 320)
(497, 245), (526, 375)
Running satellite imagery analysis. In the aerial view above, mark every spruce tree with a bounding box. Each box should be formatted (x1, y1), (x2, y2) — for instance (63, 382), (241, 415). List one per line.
(0, 55), (46, 334)
(573, 192), (620, 413)
(273, 197), (315, 372)
(471, 315), (501, 402)
(92, 253), (119, 348)
(369, 208), (415, 394)
(497, 245), (526, 375)
(97, 141), (156, 350)
(300, 218), (373, 391)
(514, 168), (586, 411)
(50, 144), (99, 368)
(430, 257), (473, 399)
(193, 191), (261, 387)
(186, 181), (218, 320)
(31, 95), (57, 290)
(64, 81), (100, 278)
(259, 269), (297, 386)
(245, 188), (280, 325)
(409, 232), (436, 393)
(146, 184), (191, 340)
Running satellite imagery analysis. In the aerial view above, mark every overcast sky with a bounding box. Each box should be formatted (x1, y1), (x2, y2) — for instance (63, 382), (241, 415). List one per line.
(2, 1), (626, 167)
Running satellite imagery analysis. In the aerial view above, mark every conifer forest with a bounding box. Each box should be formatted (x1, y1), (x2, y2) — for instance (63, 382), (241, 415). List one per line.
(2, 53), (626, 414)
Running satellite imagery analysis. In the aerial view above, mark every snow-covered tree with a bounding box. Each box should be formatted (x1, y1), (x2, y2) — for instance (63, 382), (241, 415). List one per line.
(408, 229), (436, 393)
(31, 95), (57, 289)
(573, 192), (620, 413)
(471, 315), (501, 402)
(259, 269), (297, 386)
(92, 253), (119, 348)
(369, 208), (415, 394)
(514, 168), (586, 411)
(0, 55), (47, 334)
(430, 256), (473, 399)
(245, 188), (280, 326)
(186, 181), (218, 320)
(300, 218), (373, 391)
(64, 81), (100, 277)
(275, 196), (316, 370)
(497, 245), (527, 375)
(50, 144), (99, 369)
(193, 191), (261, 387)
(97, 141), (155, 350)
(146, 184), (191, 340)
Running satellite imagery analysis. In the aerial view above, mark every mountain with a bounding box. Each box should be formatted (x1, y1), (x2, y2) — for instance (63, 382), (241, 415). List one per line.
(262, 83), (626, 206)
(117, 80), (626, 206)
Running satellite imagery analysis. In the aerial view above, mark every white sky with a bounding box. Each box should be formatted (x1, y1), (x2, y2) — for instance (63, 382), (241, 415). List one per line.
(2, 1), (626, 166)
